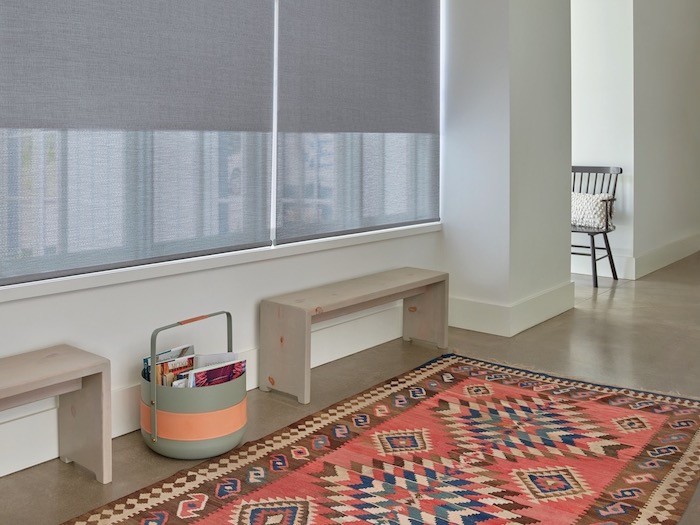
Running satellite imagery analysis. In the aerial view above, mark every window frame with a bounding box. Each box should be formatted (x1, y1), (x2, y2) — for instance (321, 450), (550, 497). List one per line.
(0, 221), (442, 304)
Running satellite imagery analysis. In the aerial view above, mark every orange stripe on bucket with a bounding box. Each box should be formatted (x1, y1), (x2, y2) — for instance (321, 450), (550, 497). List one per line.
(141, 398), (246, 441)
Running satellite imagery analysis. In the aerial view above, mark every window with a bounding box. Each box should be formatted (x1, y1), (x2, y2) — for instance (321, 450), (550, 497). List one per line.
(0, 0), (274, 286)
(277, 133), (439, 243)
(0, 0), (439, 286)
(276, 0), (440, 243)
(0, 130), (271, 284)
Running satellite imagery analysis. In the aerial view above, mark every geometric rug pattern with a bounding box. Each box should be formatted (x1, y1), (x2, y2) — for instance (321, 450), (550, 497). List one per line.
(62, 354), (700, 524)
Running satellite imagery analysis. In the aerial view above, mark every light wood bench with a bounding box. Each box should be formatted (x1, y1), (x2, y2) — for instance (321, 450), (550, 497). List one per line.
(259, 267), (448, 404)
(0, 345), (112, 483)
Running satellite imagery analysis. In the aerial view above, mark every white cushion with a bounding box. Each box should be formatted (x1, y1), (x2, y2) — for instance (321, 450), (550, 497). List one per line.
(571, 193), (613, 229)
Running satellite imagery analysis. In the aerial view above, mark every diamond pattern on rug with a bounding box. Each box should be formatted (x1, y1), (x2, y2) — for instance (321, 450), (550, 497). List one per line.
(435, 393), (631, 463)
(612, 415), (652, 433)
(464, 383), (494, 397)
(229, 497), (314, 525)
(312, 455), (537, 524)
(371, 428), (431, 456)
(511, 465), (592, 503)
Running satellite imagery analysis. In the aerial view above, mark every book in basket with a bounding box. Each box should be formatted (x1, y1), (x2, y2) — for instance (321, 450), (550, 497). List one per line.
(184, 358), (246, 388)
(157, 354), (196, 387)
(142, 344), (194, 382)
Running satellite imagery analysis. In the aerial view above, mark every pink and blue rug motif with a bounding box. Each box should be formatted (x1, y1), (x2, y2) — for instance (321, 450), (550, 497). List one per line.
(64, 355), (700, 524)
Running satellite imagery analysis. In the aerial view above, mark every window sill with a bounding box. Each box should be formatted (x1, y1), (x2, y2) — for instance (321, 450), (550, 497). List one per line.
(0, 222), (442, 305)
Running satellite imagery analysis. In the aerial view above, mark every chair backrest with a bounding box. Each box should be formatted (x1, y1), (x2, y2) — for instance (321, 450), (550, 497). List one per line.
(571, 166), (622, 197)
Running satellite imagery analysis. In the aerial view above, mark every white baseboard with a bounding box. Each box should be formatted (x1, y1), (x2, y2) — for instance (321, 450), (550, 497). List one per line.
(112, 384), (141, 438)
(310, 302), (402, 368)
(571, 233), (700, 280)
(449, 281), (575, 337)
(634, 232), (700, 279)
(0, 403), (58, 477)
(571, 251), (635, 280)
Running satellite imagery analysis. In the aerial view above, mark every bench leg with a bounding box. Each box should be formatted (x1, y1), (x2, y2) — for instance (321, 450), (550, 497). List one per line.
(259, 302), (312, 404)
(403, 279), (449, 349)
(58, 369), (112, 484)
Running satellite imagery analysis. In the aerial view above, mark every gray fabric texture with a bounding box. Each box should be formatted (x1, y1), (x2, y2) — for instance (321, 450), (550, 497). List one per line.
(278, 0), (440, 134)
(0, 0), (274, 131)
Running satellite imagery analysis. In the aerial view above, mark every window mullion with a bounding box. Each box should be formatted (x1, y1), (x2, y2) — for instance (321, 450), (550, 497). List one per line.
(270, 0), (280, 245)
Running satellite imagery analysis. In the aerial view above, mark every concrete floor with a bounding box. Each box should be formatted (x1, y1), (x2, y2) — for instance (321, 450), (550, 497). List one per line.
(1, 252), (699, 524)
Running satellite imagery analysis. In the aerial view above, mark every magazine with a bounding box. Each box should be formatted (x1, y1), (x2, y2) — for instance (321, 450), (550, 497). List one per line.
(141, 346), (244, 387)
(142, 344), (194, 381)
(193, 352), (240, 369)
(185, 358), (246, 388)
(156, 354), (196, 387)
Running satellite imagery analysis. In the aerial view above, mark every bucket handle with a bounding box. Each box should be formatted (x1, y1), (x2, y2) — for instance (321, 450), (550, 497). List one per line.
(149, 311), (233, 443)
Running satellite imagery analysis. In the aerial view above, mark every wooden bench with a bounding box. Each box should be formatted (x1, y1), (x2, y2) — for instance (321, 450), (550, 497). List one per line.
(0, 345), (112, 483)
(259, 267), (448, 404)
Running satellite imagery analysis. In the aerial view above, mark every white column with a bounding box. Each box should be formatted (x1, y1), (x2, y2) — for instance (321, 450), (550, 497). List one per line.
(442, 0), (574, 336)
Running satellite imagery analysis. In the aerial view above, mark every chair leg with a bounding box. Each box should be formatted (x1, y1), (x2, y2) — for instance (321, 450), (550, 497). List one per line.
(589, 234), (598, 287)
(602, 233), (618, 280)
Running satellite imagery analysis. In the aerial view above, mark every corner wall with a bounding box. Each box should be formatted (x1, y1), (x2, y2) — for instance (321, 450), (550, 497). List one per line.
(509, 1), (572, 301)
(571, 0), (700, 279)
(633, 0), (700, 276)
(442, 0), (574, 337)
(571, 0), (634, 278)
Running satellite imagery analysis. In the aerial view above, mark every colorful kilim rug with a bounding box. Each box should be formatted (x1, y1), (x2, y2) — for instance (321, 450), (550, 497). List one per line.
(64, 354), (700, 525)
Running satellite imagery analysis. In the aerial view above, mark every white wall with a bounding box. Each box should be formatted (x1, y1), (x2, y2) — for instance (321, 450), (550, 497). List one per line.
(0, 231), (443, 475)
(571, 0), (635, 278)
(509, 1), (572, 300)
(442, 0), (511, 307)
(633, 0), (700, 276)
(570, 0), (700, 279)
(443, 0), (574, 336)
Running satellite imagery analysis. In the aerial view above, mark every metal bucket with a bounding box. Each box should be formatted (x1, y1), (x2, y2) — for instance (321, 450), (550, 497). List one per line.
(140, 311), (247, 459)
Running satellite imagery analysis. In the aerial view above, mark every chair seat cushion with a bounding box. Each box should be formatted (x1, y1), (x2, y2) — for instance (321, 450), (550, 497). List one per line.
(571, 192), (613, 230)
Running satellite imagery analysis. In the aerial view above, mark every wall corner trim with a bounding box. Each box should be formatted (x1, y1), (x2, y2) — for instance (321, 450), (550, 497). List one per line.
(633, 232), (700, 279)
(571, 250), (635, 281)
(448, 281), (575, 337)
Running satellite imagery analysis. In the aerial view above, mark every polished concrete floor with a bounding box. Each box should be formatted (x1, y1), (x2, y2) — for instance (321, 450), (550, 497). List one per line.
(1, 252), (699, 524)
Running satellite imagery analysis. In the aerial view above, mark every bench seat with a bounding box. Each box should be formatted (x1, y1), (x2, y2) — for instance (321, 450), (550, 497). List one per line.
(0, 345), (111, 483)
(259, 267), (448, 403)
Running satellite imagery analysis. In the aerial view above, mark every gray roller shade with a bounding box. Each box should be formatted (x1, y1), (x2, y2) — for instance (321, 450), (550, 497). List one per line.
(0, 0), (274, 131)
(278, 0), (440, 134)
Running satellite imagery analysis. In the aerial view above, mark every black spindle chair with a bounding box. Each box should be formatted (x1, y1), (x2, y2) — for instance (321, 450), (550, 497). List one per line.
(571, 166), (622, 287)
